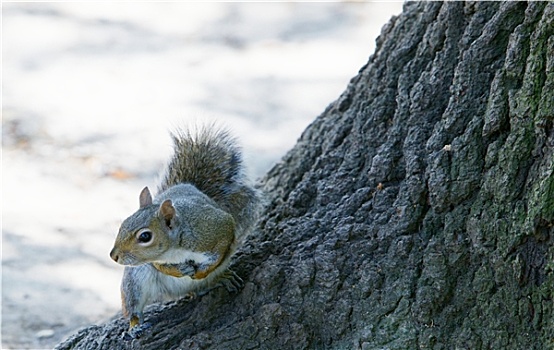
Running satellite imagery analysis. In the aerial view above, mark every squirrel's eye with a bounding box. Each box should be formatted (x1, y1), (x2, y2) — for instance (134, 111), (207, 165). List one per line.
(136, 229), (153, 243)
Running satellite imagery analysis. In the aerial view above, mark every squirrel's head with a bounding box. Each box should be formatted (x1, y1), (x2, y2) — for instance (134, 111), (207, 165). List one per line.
(110, 187), (176, 266)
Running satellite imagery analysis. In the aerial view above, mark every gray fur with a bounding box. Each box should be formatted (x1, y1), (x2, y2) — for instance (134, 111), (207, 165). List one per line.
(158, 126), (262, 240)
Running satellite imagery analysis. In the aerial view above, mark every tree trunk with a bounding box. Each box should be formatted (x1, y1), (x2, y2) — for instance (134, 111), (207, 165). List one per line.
(57, 2), (553, 349)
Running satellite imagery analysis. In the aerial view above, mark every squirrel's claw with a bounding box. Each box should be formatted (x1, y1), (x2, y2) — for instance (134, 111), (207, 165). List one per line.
(122, 322), (152, 341)
(194, 269), (244, 298)
(218, 270), (244, 293)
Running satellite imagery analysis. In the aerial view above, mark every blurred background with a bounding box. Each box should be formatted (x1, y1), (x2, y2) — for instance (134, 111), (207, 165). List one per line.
(2, 2), (403, 348)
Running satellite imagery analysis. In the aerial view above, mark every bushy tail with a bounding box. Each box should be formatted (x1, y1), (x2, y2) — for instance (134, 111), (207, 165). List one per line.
(159, 126), (261, 238)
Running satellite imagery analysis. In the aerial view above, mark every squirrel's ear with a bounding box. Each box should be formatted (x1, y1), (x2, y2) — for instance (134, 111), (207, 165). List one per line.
(139, 187), (153, 208)
(159, 200), (175, 226)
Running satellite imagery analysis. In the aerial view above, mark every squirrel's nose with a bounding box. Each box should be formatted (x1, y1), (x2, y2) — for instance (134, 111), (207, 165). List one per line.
(110, 247), (119, 263)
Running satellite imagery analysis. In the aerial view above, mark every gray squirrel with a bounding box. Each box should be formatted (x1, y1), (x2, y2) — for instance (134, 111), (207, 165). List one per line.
(109, 127), (261, 339)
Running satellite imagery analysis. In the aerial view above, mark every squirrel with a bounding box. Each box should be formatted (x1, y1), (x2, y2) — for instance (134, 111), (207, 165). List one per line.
(109, 126), (261, 339)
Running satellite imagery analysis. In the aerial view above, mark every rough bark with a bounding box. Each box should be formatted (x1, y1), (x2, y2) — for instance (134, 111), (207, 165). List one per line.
(57, 2), (553, 349)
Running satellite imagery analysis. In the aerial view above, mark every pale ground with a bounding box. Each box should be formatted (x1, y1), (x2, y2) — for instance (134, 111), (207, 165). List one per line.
(1, 2), (403, 349)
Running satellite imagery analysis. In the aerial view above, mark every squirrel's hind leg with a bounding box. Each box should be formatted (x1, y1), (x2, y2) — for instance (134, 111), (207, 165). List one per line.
(216, 269), (244, 293)
(196, 269), (244, 297)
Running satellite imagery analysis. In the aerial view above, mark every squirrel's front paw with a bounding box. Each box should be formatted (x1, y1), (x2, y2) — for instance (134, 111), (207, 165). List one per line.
(122, 322), (152, 341)
(153, 261), (197, 278)
(177, 260), (198, 277)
